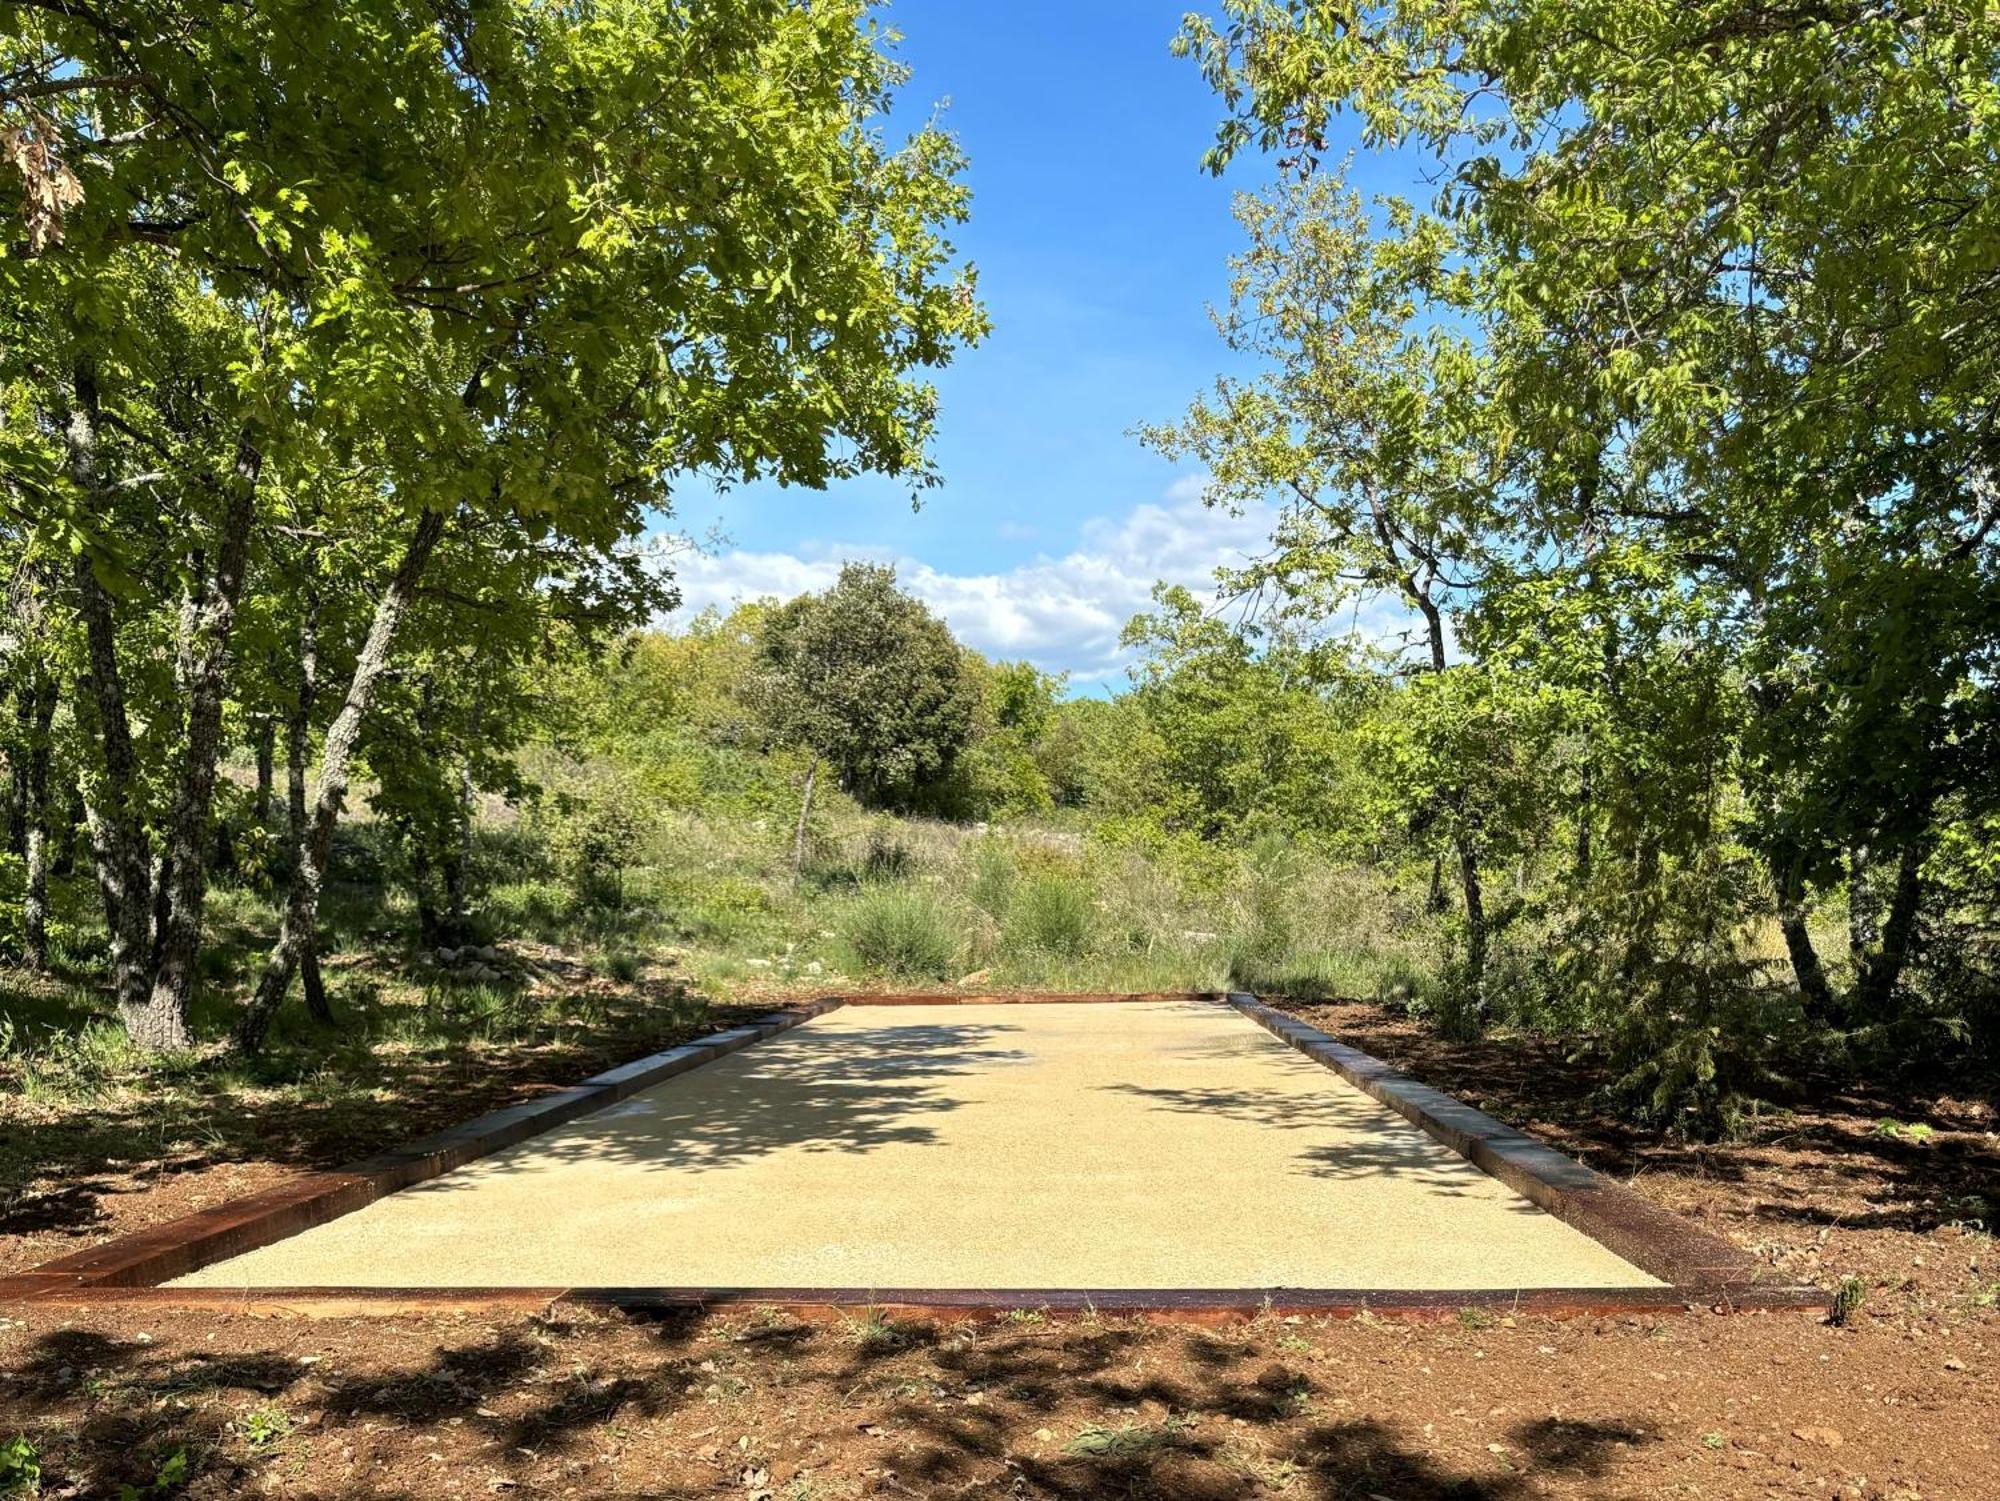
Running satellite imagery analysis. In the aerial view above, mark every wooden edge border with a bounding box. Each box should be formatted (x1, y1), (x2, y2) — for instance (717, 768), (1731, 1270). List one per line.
(1, 990), (1824, 1319)
(1224, 993), (1822, 1310)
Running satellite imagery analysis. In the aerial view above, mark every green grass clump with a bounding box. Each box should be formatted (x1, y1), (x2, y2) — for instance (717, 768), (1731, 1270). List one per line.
(969, 839), (1016, 916)
(1828, 1274), (1866, 1326)
(1009, 875), (1092, 956)
(844, 886), (959, 980)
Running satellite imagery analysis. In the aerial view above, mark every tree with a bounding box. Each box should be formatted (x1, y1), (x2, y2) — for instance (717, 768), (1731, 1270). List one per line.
(1176, 0), (2000, 1047)
(753, 563), (976, 875)
(1142, 174), (1510, 1009)
(3, 1), (986, 1049)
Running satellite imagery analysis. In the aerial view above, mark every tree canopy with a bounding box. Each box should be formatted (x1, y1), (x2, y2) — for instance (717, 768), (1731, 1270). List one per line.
(0, 0), (985, 1048)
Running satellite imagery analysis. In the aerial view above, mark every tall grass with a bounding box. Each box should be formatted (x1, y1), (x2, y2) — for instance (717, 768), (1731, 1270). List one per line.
(1009, 875), (1093, 957)
(843, 886), (960, 980)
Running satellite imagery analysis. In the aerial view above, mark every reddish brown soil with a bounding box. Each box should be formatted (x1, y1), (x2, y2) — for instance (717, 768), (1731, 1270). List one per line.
(1, 997), (1995, 1500)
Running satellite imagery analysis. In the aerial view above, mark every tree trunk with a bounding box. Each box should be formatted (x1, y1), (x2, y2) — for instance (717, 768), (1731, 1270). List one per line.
(239, 508), (447, 1050)
(285, 594), (331, 1023)
(446, 683), (485, 940)
(253, 715), (275, 825)
(21, 670), (56, 971)
(791, 756), (818, 883)
(1775, 859), (1837, 1024)
(7, 705), (26, 858)
(1575, 759), (1593, 883)
(1853, 839), (1925, 1015)
(1456, 831), (1487, 1017)
(52, 783), (81, 878)
(146, 429), (263, 1029)
(65, 362), (172, 1044)
(1847, 843), (1880, 969)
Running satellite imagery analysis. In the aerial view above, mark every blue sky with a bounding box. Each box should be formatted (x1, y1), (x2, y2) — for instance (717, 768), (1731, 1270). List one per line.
(664, 3), (1395, 687)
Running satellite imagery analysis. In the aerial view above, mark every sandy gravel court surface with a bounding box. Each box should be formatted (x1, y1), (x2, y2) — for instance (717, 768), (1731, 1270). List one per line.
(175, 1000), (1659, 1290)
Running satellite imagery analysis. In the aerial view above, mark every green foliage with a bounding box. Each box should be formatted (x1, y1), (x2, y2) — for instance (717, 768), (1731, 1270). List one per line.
(537, 791), (648, 910)
(843, 887), (960, 980)
(1828, 1276), (1867, 1328)
(969, 839), (1018, 917)
(754, 564), (979, 812)
(239, 1407), (294, 1449)
(0, 0), (986, 1047)
(1009, 876), (1093, 958)
(113, 1447), (187, 1501)
(0, 1434), (39, 1495)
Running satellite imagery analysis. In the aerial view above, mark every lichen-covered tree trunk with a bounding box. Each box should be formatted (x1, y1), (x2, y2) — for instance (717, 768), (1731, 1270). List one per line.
(21, 669), (57, 971)
(147, 431), (263, 1026)
(239, 508), (447, 1051)
(286, 592), (331, 1023)
(65, 362), (171, 1044)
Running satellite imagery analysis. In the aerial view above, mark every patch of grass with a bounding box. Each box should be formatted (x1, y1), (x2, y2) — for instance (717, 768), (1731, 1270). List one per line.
(1872, 1117), (1935, 1145)
(969, 839), (1016, 917)
(842, 887), (958, 980)
(1828, 1275), (1867, 1326)
(1220, 1441), (1301, 1491)
(839, 1309), (913, 1353)
(859, 831), (913, 884)
(238, 1406), (293, 1449)
(1008, 875), (1092, 957)
(1065, 1416), (1192, 1460)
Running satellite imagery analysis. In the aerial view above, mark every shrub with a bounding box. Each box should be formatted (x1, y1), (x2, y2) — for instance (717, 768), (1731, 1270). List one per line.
(1010, 875), (1092, 957)
(845, 886), (959, 979)
(539, 789), (648, 906)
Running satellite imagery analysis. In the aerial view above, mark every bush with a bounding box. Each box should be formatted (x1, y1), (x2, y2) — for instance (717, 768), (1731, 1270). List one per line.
(845, 886), (959, 979)
(538, 788), (648, 906)
(1010, 875), (1092, 956)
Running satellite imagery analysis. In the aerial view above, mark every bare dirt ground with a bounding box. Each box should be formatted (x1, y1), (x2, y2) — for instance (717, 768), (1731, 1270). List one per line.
(1, 995), (1995, 1500)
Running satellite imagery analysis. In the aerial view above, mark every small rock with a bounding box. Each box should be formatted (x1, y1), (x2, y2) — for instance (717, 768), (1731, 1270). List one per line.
(957, 968), (992, 986)
(1792, 1426), (1844, 1449)
(1942, 1355), (1966, 1371)
(436, 947), (459, 964)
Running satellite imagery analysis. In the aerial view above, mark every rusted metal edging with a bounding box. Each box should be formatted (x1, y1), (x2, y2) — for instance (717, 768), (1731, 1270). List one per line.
(0, 1001), (845, 1301)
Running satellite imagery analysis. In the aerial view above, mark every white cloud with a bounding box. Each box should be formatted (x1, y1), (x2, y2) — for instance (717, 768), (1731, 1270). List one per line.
(663, 484), (1278, 685)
